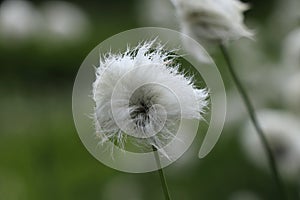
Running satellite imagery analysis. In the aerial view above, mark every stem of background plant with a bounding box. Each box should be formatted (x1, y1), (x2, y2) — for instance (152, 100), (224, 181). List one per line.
(219, 44), (287, 200)
(152, 146), (172, 200)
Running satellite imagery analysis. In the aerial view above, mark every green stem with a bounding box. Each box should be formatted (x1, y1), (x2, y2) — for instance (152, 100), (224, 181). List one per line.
(219, 44), (287, 200)
(152, 146), (172, 200)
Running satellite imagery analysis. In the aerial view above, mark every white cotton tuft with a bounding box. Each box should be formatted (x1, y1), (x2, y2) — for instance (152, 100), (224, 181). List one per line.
(92, 41), (208, 159)
(240, 110), (300, 181)
(171, 0), (253, 43)
(0, 0), (41, 40)
(40, 1), (90, 41)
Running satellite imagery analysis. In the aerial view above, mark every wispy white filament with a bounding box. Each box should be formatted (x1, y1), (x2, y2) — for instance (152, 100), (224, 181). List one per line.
(92, 41), (208, 158)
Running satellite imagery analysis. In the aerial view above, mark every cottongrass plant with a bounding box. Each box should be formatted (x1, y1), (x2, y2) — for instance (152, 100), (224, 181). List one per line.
(171, 0), (253, 43)
(171, 0), (286, 198)
(92, 40), (208, 200)
(241, 110), (300, 182)
(0, 0), (41, 40)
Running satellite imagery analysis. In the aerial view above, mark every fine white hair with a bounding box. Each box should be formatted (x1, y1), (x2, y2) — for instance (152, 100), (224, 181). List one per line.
(92, 40), (208, 159)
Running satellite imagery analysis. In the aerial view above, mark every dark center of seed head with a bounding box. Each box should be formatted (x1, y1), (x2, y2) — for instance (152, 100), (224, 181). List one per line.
(130, 100), (151, 120)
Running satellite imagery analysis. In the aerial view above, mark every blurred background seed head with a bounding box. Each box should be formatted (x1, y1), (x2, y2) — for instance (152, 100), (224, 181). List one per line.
(0, 0), (300, 199)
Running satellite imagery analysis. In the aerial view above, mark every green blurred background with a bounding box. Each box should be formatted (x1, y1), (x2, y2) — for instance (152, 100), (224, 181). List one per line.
(0, 0), (299, 199)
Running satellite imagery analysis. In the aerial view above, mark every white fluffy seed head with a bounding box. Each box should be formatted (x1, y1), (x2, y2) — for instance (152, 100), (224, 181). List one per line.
(0, 0), (41, 40)
(241, 110), (300, 181)
(171, 0), (253, 43)
(92, 41), (208, 158)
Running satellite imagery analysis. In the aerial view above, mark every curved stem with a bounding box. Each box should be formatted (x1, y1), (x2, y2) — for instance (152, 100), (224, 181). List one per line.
(219, 44), (287, 200)
(152, 146), (172, 200)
